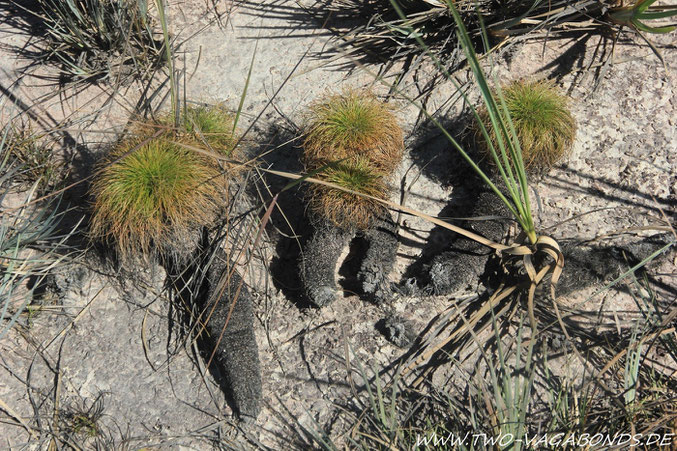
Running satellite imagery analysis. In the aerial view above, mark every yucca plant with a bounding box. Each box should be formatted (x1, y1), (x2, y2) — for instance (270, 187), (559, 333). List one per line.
(13, 0), (163, 83)
(609, 0), (677, 34)
(475, 80), (577, 173)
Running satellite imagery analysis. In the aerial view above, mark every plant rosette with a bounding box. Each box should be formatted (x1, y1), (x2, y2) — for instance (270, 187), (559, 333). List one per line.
(475, 80), (577, 174)
(90, 106), (238, 261)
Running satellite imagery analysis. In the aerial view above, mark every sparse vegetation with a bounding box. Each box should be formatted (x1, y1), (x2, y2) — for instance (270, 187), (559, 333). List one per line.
(0, 0), (675, 448)
(329, 0), (677, 83)
(475, 80), (577, 172)
(3, 121), (64, 193)
(12, 0), (163, 83)
(0, 126), (77, 341)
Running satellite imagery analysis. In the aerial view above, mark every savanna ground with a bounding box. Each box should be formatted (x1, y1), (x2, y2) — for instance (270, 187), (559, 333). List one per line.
(1, 0), (676, 449)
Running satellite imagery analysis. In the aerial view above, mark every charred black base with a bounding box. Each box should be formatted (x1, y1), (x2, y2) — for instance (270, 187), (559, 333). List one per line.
(299, 211), (400, 307)
(199, 247), (262, 421)
(377, 315), (418, 349)
(414, 187), (671, 299)
(422, 190), (511, 296)
(169, 238), (262, 421)
(536, 234), (674, 300)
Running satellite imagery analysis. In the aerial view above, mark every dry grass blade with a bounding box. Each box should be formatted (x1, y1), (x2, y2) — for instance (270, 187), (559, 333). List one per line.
(404, 283), (517, 381)
(0, 396), (38, 440)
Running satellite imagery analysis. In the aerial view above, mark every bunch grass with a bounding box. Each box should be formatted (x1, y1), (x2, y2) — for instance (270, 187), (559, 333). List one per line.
(304, 90), (403, 173)
(179, 104), (238, 154)
(303, 90), (403, 228)
(308, 157), (389, 228)
(476, 80), (577, 172)
(90, 105), (238, 260)
(15, 0), (163, 83)
(3, 121), (62, 192)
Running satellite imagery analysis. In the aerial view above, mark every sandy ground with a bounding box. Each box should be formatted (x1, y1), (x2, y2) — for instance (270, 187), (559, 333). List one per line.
(1, 0), (675, 449)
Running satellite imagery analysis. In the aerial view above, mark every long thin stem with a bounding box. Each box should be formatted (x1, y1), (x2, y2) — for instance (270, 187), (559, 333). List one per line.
(155, 0), (177, 126)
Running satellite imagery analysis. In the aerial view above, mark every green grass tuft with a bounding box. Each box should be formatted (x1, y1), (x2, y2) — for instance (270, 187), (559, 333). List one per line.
(304, 90), (403, 173)
(477, 80), (577, 172)
(303, 90), (402, 228)
(309, 156), (389, 228)
(180, 105), (238, 155)
(325, 158), (383, 193)
(90, 121), (229, 259)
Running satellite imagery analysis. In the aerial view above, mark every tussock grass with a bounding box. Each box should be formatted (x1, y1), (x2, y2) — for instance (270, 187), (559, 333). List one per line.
(476, 80), (577, 172)
(179, 104), (238, 154)
(90, 139), (221, 258)
(90, 105), (238, 260)
(14, 0), (163, 83)
(303, 90), (403, 228)
(308, 156), (389, 229)
(304, 90), (403, 173)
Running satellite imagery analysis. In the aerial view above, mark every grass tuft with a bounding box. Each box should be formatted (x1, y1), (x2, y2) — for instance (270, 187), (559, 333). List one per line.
(3, 121), (62, 192)
(303, 90), (403, 228)
(308, 156), (389, 229)
(304, 90), (403, 173)
(180, 104), (238, 154)
(90, 105), (237, 259)
(476, 80), (577, 172)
